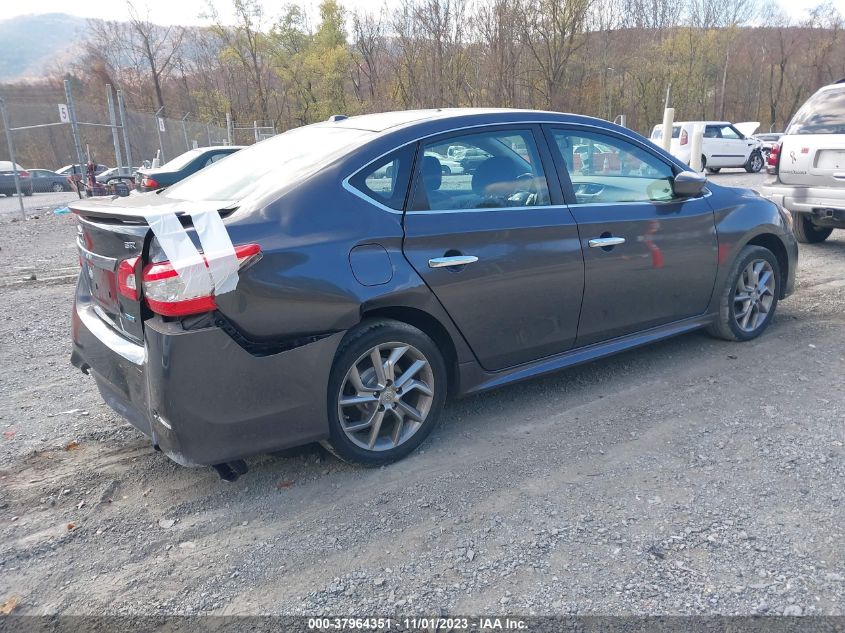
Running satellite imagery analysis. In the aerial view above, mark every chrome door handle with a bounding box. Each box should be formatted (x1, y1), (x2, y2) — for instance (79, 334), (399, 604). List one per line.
(428, 255), (479, 268)
(588, 237), (626, 248)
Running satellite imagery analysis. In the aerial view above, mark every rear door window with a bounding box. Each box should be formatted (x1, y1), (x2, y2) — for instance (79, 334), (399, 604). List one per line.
(411, 129), (550, 211)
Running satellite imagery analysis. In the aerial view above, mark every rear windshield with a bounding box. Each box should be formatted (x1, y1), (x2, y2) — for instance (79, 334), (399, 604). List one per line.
(160, 149), (206, 170)
(787, 87), (845, 135)
(165, 125), (372, 203)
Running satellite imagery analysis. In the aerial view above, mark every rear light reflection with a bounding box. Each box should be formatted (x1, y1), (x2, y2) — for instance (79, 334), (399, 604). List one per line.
(767, 142), (780, 175)
(680, 129), (688, 146)
(142, 177), (160, 189)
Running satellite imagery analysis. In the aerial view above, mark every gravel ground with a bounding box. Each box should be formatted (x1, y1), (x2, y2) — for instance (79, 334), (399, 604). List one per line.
(0, 191), (78, 217)
(1, 170), (843, 617)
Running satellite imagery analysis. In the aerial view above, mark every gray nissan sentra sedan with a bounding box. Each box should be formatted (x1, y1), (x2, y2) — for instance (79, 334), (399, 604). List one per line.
(70, 109), (797, 479)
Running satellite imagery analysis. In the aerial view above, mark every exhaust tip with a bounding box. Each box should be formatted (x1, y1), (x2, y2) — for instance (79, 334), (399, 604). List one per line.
(212, 460), (249, 482)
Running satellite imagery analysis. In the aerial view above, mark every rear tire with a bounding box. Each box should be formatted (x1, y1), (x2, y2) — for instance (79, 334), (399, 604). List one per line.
(707, 167), (721, 174)
(792, 213), (833, 243)
(51, 182), (64, 192)
(322, 319), (447, 466)
(707, 245), (780, 342)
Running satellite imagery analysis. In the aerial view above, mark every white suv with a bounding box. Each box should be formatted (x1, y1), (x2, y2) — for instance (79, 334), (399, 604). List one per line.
(651, 121), (764, 174)
(761, 81), (845, 243)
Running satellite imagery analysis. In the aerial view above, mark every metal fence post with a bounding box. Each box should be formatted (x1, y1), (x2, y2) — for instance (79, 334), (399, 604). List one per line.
(206, 121), (212, 146)
(106, 84), (124, 173)
(116, 89), (133, 172)
(154, 106), (166, 164)
(253, 120), (259, 143)
(0, 97), (25, 220)
(64, 79), (85, 176)
(226, 112), (233, 145)
(181, 112), (190, 150)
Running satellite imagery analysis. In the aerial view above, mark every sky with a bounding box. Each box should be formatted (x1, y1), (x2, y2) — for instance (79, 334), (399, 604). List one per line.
(6, 0), (844, 26)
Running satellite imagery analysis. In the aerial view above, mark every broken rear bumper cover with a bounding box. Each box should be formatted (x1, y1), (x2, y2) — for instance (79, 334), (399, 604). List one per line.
(70, 277), (343, 467)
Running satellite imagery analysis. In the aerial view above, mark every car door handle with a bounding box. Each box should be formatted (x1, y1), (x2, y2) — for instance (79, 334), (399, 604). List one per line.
(588, 237), (626, 248)
(428, 255), (479, 268)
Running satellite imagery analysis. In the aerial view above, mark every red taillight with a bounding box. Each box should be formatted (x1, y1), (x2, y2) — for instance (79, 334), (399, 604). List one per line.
(680, 129), (688, 146)
(142, 177), (160, 189)
(142, 244), (261, 317)
(767, 142), (780, 174)
(117, 257), (140, 300)
(18, 170), (30, 178)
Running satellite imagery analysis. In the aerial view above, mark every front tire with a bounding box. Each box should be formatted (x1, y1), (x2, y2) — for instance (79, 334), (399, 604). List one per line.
(707, 167), (721, 174)
(51, 182), (65, 192)
(792, 213), (833, 243)
(746, 151), (764, 173)
(322, 319), (447, 466)
(707, 245), (780, 341)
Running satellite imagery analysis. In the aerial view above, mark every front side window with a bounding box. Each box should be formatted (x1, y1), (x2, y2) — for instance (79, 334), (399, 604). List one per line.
(720, 125), (741, 140)
(412, 130), (550, 211)
(551, 129), (677, 204)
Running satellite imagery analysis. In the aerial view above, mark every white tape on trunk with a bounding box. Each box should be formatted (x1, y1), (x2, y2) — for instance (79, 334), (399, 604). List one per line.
(142, 207), (240, 297)
(190, 210), (240, 295)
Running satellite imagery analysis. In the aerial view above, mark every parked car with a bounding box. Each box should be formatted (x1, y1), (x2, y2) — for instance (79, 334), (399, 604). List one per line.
(651, 121), (765, 174)
(70, 109), (796, 480)
(136, 146), (244, 192)
(761, 80), (845, 243)
(29, 168), (71, 192)
(753, 132), (783, 160)
(57, 163), (109, 177)
(96, 167), (136, 184)
(0, 161), (33, 196)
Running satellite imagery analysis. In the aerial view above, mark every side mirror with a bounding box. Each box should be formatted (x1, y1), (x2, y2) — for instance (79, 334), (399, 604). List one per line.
(673, 170), (707, 197)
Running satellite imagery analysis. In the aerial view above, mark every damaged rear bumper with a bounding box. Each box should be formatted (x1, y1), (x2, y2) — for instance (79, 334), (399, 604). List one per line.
(71, 278), (342, 466)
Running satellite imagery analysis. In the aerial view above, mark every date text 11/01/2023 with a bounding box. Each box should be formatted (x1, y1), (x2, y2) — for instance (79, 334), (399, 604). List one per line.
(308, 617), (528, 630)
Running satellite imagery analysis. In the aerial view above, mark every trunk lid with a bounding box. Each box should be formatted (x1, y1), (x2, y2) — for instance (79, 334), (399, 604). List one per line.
(778, 134), (845, 188)
(71, 195), (236, 342)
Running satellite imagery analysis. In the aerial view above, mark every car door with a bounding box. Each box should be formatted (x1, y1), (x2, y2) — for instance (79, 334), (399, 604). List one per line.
(545, 125), (718, 347)
(702, 125), (724, 167)
(716, 124), (751, 167)
(401, 125), (585, 372)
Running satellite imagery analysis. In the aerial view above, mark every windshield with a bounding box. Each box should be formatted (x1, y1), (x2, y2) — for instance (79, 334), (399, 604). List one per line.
(165, 125), (372, 203)
(787, 87), (845, 135)
(160, 149), (205, 171)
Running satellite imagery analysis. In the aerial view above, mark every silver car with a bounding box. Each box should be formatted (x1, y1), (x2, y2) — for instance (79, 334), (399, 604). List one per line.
(761, 81), (845, 243)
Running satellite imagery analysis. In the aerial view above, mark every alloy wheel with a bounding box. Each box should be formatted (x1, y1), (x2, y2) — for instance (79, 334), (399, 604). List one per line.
(733, 259), (776, 333)
(750, 153), (763, 172)
(337, 342), (435, 452)
(52, 182), (64, 192)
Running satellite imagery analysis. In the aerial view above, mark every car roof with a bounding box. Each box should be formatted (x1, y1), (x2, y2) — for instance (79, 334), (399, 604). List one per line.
(313, 108), (608, 134)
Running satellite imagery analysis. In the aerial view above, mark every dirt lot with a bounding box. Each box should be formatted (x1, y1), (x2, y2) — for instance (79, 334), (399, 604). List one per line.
(1, 171), (843, 617)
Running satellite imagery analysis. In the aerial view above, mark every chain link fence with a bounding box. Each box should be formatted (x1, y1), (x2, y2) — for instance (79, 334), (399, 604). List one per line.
(0, 85), (241, 171)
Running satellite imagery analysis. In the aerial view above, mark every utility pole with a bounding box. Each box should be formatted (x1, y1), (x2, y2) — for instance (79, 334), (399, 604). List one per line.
(106, 84), (124, 174)
(116, 89), (133, 172)
(0, 97), (25, 220)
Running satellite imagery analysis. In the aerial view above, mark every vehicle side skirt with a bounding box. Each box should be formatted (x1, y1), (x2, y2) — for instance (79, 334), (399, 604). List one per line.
(457, 313), (716, 395)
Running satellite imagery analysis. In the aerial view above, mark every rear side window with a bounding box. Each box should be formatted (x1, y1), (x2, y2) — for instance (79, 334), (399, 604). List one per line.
(349, 146), (415, 211)
(787, 87), (845, 134)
